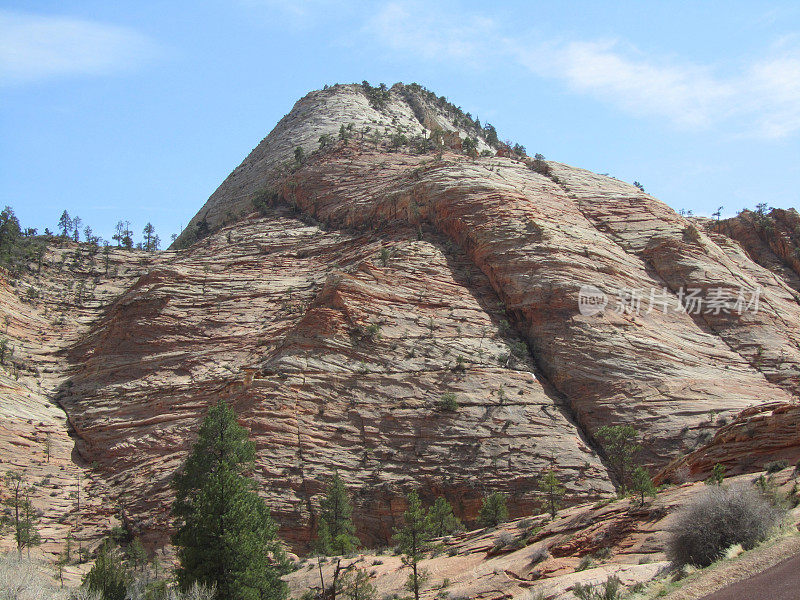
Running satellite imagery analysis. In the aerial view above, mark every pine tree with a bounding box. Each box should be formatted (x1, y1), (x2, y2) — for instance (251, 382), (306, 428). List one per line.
(172, 400), (289, 600)
(58, 211), (71, 238)
(339, 568), (376, 600)
(538, 469), (566, 517)
(56, 533), (72, 587)
(126, 536), (148, 572)
(316, 473), (359, 556)
(425, 497), (461, 538)
(71, 216), (82, 242)
(630, 466), (656, 506)
(82, 541), (130, 600)
(462, 137), (478, 158)
(122, 221), (133, 249)
(394, 491), (431, 600)
(142, 223), (160, 252)
(113, 221), (125, 247)
(596, 425), (641, 493)
(0, 207), (22, 264)
(3, 472), (41, 556)
(478, 491), (508, 528)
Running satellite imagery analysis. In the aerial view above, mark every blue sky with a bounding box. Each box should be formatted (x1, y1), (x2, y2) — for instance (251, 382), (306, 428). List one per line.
(2, 1), (800, 244)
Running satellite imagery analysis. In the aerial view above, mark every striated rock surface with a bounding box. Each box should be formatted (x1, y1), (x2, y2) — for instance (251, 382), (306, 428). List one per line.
(711, 208), (800, 293)
(281, 146), (797, 465)
(657, 402), (800, 483)
(61, 211), (613, 549)
(0, 242), (156, 564)
(2, 83), (800, 561)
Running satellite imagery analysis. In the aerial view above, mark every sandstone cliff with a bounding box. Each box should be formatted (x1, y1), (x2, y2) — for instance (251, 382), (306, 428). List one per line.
(1, 83), (799, 562)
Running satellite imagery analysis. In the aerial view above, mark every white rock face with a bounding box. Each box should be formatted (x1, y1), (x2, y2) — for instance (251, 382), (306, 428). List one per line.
(174, 83), (493, 247)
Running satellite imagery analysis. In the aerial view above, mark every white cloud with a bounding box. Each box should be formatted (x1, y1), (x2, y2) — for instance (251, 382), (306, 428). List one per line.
(0, 10), (158, 85)
(744, 55), (800, 138)
(365, 2), (800, 139)
(517, 41), (736, 128)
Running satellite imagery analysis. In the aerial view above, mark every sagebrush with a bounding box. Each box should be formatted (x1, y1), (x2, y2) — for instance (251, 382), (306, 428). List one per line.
(667, 485), (783, 567)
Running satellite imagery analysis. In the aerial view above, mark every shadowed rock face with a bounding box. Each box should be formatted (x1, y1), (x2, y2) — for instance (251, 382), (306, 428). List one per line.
(3, 84), (799, 558)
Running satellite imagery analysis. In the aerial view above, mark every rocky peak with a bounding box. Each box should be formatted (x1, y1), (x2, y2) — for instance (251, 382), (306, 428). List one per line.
(172, 82), (497, 248)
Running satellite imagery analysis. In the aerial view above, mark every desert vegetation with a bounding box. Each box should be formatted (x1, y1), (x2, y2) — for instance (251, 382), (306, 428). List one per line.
(667, 484), (784, 567)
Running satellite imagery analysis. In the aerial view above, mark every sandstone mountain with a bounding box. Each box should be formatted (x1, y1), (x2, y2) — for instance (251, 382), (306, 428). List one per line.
(2, 83), (799, 570)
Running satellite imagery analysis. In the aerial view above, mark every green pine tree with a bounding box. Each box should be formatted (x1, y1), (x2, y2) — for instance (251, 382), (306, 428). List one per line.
(394, 491), (432, 600)
(58, 210), (71, 238)
(339, 568), (376, 600)
(538, 469), (566, 517)
(172, 400), (289, 600)
(316, 473), (359, 556)
(630, 466), (656, 506)
(3, 472), (41, 557)
(478, 491), (509, 528)
(82, 541), (130, 600)
(596, 425), (641, 493)
(126, 536), (148, 572)
(425, 497), (461, 538)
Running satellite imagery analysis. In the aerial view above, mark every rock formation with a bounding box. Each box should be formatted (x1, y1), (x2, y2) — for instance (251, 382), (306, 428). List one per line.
(1, 82), (798, 563)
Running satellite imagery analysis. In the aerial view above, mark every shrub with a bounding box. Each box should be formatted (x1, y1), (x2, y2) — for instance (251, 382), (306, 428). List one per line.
(0, 553), (95, 600)
(435, 393), (459, 412)
(765, 460), (788, 474)
(390, 133), (408, 149)
(667, 485), (783, 567)
(573, 576), (622, 600)
(350, 323), (381, 344)
(529, 546), (549, 566)
(707, 463), (725, 486)
(529, 155), (550, 176)
(492, 532), (515, 552)
(252, 189), (280, 215)
(478, 492), (509, 528)
(379, 246), (391, 266)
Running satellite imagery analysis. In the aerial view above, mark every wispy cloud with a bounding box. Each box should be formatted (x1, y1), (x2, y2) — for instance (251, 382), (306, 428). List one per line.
(367, 2), (496, 63)
(516, 40), (736, 129)
(0, 10), (158, 85)
(366, 2), (800, 139)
